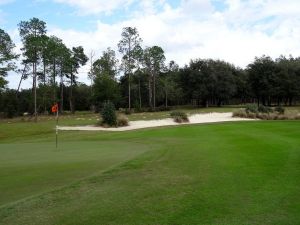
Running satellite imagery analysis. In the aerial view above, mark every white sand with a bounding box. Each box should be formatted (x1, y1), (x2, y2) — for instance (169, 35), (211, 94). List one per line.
(58, 112), (254, 132)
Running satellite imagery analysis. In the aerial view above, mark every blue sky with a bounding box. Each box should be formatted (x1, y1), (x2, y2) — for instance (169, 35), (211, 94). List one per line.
(0, 0), (183, 31)
(1, 0), (300, 88)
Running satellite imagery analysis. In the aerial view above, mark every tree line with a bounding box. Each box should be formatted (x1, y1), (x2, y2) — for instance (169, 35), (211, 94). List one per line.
(1, 18), (300, 118)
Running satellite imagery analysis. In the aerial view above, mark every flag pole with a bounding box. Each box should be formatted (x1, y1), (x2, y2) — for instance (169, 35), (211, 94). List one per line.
(56, 104), (58, 149)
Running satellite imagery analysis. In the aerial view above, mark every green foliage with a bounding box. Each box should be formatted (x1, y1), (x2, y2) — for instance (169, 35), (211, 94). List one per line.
(93, 74), (121, 108)
(178, 59), (236, 107)
(170, 111), (189, 123)
(101, 101), (117, 126)
(118, 27), (143, 109)
(91, 48), (118, 79)
(0, 29), (17, 88)
(258, 105), (273, 113)
(245, 104), (258, 113)
(244, 104), (273, 115)
(274, 106), (285, 114)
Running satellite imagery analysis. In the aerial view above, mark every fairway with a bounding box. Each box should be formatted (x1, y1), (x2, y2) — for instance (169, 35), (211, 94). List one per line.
(1, 121), (300, 224)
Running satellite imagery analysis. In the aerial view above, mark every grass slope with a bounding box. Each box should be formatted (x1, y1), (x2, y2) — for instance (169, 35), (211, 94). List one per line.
(0, 121), (300, 224)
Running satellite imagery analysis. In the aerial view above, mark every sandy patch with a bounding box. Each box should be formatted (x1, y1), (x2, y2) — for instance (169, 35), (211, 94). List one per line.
(57, 112), (255, 132)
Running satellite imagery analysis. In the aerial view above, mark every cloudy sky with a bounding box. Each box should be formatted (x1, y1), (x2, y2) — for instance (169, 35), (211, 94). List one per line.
(1, 0), (300, 89)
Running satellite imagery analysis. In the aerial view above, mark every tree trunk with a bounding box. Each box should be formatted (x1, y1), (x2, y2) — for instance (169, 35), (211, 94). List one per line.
(289, 97), (293, 106)
(128, 73), (131, 110)
(138, 78), (141, 109)
(153, 73), (156, 110)
(53, 59), (56, 102)
(148, 75), (152, 108)
(128, 41), (131, 111)
(16, 63), (28, 96)
(165, 89), (168, 108)
(69, 68), (74, 114)
(203, 99), (208, 108)
(43, 60), (46, 113)
(33, 63), (37, 122)
(60, 71), (64, 114)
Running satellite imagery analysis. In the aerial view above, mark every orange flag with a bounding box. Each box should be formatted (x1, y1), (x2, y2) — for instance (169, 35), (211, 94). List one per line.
(51, 103), (58, 113)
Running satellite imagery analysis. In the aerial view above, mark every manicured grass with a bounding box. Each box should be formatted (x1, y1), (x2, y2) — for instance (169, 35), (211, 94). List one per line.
(1, 120), (300, 224)
(0, 141), (151, 206)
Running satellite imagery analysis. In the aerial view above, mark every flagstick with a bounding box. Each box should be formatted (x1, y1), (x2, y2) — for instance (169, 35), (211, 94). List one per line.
(56, 107), (58, 149)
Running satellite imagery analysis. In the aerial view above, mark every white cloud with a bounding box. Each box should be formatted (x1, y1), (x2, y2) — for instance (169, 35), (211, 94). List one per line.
(7, 0), (300, 88)
(53, 0), (135, 15)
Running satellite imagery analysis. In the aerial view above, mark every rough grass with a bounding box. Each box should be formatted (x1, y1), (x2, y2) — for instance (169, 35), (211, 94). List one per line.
(1, 119), (300, 225)
(233, 108), (300, 120)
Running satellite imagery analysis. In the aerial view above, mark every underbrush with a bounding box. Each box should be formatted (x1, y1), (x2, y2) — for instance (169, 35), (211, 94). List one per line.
(117, 115), (129, 127)
(170, 111), (189, 123)
(233, 105), (300, 120)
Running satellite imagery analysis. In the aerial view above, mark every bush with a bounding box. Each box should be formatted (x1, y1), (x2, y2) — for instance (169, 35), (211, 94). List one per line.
(256, 113), (270, 120)
(233, 106), (300, 120)
(117, 115), (129, 127)
(124, 108), (132, 115)
(232, 110), (248, 118)
(274, 106), (285, 114)
(170, 111), (189, 123)
(258, 105), (273, 113)
(101, 101), (117, 126)
(245, 104), (258, 113)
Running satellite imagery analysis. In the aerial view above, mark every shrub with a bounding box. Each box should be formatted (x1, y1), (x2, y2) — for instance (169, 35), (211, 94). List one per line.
(245, 104), (258, 113)
(274, 106), (285, 114)
(232, 110), (247, 118)
(258, 105), (273, 113)
(124, 108), (132, 115)
(233, 106), (300, 120)
(117, 115), (129, 127)
(170, 111), (189, 123)
(247, 112), (257, 119)
(101, 101), (117, 126)
(256, 113), (270, 120)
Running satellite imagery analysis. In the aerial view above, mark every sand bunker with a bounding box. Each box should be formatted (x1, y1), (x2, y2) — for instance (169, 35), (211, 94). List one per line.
(57, 112), (255, 132)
